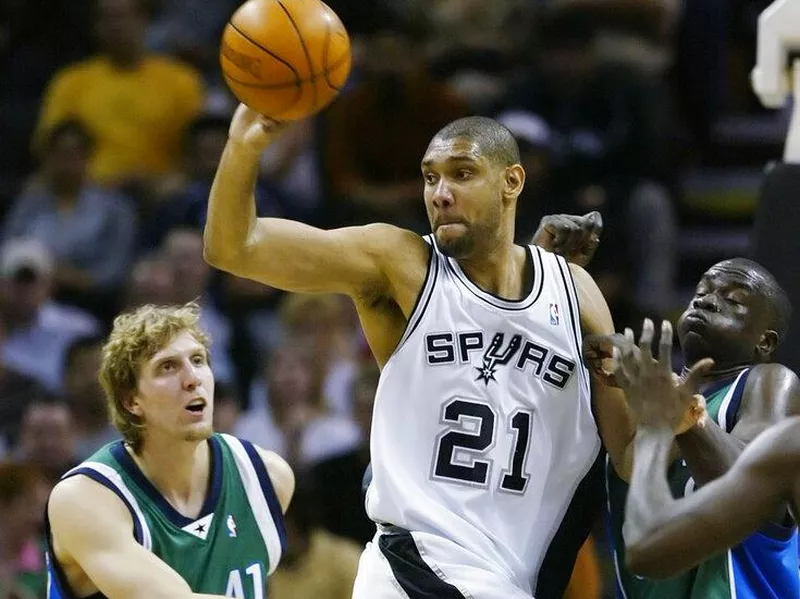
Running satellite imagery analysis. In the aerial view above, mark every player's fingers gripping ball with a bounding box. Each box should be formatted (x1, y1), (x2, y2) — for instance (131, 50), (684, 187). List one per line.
(220, 0), (352, 120)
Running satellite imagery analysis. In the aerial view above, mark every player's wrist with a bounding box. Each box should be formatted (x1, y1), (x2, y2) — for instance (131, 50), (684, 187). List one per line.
(226, 137), (267, 159)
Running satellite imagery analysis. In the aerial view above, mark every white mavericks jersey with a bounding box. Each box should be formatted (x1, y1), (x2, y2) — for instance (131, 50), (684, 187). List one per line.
(365, 236), (603, 597)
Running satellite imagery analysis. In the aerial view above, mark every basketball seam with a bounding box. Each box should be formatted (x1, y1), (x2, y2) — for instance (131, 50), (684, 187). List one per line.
(221, 66), (340, 88)
(228, 21), (302, 83)
(320, 21), (343, 92)
(276, 0), (318, 109)
(222, 70), (304, 116)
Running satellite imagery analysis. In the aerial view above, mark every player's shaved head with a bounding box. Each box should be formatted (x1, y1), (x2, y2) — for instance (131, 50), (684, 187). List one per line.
(432, 117), (521, 167)
(714, 258), (792, 343)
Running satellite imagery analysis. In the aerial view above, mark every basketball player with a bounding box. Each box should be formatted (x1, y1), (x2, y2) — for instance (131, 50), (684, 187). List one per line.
(204, 105), (697, 599)
(601, 317), (800, 592)
(586, 259), (799, 597)
(46, 303), (294, 599)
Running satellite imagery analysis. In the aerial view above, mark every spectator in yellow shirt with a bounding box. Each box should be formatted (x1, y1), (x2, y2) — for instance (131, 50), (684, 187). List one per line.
(34, 0), (204, 187)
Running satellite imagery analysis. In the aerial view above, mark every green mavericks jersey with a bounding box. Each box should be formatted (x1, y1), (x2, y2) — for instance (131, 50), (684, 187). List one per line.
(45, 434), (287, 599)
(606, 367), (800, 599)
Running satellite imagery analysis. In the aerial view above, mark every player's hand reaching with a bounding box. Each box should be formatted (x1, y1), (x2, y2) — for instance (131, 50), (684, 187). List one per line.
(531, 211), (602, 267)
(609, 319), (714, 433)
(228, 103), (290, 155)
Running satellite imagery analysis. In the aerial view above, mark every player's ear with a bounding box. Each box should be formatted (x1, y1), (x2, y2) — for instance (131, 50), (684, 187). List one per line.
(123, 393), (143, 418)
(503, 164), (525, 200)
(756, 329), (779, 360)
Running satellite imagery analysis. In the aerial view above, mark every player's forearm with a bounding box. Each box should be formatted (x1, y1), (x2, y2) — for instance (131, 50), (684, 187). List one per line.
(676, 419), (746, 486)
(623, 427), (677, 562)
(204, 140), (261, 268)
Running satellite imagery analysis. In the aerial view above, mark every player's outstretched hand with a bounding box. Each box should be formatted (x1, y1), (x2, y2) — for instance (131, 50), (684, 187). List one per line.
(610, 319), (714, 433)
(531, 211), (602, 267)
(228, 103), (290, 155)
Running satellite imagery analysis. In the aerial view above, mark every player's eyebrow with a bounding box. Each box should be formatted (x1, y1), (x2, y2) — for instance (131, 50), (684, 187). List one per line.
(421, 154), (479, 169)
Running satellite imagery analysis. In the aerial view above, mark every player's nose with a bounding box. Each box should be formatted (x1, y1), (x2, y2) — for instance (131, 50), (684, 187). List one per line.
(431, 179), (454, 208)
(181, 360), (202, 390)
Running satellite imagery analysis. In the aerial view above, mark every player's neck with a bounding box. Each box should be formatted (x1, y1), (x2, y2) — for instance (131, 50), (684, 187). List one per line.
(458, 241), (528, 300)
(131, 436), (211, 517)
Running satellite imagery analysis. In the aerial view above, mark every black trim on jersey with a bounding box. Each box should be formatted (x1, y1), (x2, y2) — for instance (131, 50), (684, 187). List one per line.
(723, 368), (751, 434)
(443, 244), (545, 311)
(554, 256), (584, 367)
(111, 436), (223, 528)
(378, 529), (467, 599)
(534, 450), (605, 599)
(240, 438), (289, 554)
(388, 235), (439, 358)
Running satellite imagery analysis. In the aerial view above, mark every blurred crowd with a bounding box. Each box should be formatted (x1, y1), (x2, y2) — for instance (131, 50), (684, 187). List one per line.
(0, 0), (786, 597)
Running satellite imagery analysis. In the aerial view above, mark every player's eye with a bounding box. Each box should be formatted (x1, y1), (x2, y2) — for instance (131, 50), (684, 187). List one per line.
(160, 361), (175, 372)
(456, 169), (474, 180)
(192, 354), (207, 365)
(423, 173), (437, 185)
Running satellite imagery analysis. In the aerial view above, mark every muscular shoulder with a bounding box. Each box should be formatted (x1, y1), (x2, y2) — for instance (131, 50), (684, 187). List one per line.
(50, 475), (131, 524)
(737, 363), (800, 430)
(356, 224), (430, 302)
(49, 475), (134, 558)
(252, 446), (295, 514)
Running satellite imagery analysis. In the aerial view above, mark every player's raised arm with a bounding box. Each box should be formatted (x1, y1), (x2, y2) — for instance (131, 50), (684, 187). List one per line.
(204, 104), (426, 296)
(49, 477), (231, 599)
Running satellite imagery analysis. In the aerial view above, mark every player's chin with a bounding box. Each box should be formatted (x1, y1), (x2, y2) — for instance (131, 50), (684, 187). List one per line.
(184, 422), (213, 442)
(436, 229), (472, 258)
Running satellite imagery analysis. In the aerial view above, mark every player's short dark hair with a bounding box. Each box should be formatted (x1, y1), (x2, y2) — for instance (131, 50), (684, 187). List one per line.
(44, 120), (95, 155)
(432, 116), (521, 167)
(720, 258), (792, 343)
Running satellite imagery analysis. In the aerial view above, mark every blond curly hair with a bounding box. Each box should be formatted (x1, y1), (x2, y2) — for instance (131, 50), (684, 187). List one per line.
(99, 302), (210, 453)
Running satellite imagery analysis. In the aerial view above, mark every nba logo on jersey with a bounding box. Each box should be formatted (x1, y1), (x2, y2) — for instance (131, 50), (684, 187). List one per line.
(227, 515), (237, 538)
(549, 303), (559, 326)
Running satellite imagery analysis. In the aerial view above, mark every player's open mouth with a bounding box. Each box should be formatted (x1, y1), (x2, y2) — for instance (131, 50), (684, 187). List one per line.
(185, 399), (206, 413)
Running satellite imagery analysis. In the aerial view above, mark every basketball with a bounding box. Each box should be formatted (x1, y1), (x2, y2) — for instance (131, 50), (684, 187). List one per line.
(220, 0), (351, 120)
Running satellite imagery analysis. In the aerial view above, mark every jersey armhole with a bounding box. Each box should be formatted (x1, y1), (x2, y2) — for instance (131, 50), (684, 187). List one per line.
(386, 235), (439, 359)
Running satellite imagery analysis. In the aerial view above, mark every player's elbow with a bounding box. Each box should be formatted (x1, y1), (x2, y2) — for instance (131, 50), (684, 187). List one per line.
(202, 233), (241, 273)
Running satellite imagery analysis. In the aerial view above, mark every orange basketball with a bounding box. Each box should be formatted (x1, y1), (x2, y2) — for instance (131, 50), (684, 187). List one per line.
(220, 0), (351, 120)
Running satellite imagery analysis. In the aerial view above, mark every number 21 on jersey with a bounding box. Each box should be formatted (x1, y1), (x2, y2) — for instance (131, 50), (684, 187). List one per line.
(432, 397), (532, 493)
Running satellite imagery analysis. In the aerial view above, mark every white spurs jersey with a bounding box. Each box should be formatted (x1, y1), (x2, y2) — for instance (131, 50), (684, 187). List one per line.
(365, 236), (603, 596)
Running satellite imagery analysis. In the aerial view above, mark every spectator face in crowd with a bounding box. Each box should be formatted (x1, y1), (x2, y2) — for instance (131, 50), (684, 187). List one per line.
(265, 344), (323, 427)
(17, 401), (77, 483)
(279, 294), (354, 366)
(125, 255), (176, 308)
(43, 121), (92, 198)
(64, 337), (107, 424)
(95, 0), (147, 65)
(162, 228), (211, 303)
(0, 239), (55, 328)
(0, 462), (49, 555)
